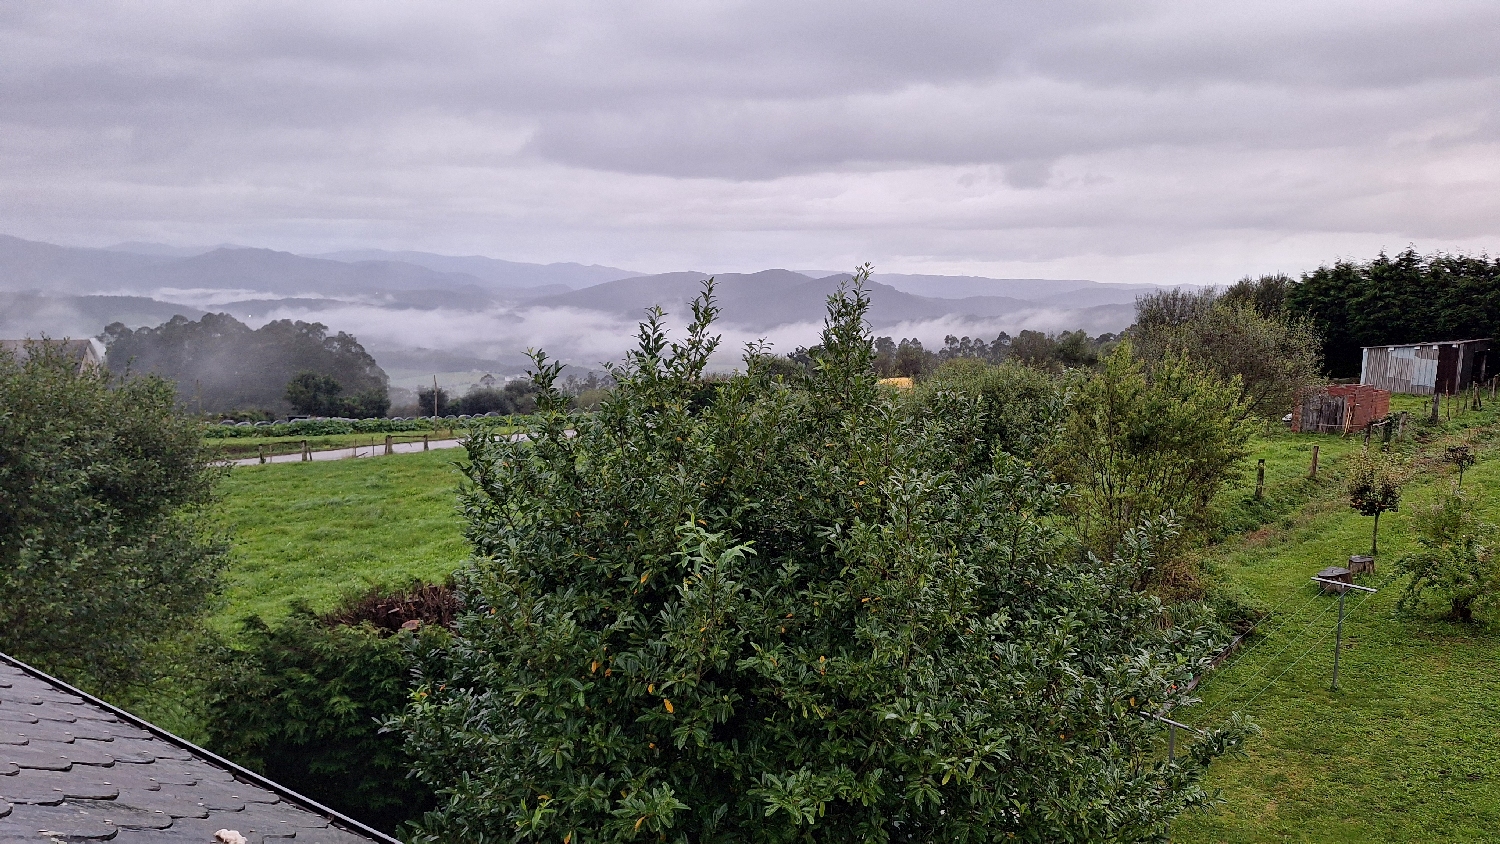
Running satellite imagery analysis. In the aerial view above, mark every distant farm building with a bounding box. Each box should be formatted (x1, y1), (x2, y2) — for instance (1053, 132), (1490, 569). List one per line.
(1359, 339), (1491, 395)
(1291, 384), (1391, 434)
(0, 338), (105, 374)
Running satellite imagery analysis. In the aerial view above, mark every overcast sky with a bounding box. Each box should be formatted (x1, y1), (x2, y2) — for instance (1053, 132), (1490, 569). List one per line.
(3, 1), (1499, 284)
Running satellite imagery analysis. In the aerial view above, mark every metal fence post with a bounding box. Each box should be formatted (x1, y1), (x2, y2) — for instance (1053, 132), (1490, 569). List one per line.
(1310, 576), (1378, 692)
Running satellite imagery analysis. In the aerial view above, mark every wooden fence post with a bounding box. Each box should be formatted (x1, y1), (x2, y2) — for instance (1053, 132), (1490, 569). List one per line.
(423, 434), (429, 451)
(301, 440), (310, 461)
(1309, 444), (1320, 479)
(1431, 392), (1440, 423)
(385, 434), (393, 455)
(1255, 459), (1266, 499)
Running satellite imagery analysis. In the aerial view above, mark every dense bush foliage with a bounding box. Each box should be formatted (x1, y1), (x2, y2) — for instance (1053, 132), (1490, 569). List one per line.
(1394, 492), (1500, 623)
(1049, 342), (1252, 571)
(103, 313), (389, 415)
(208, 588), (455, 833)
(0, 341), (227, 688)
(1134, 278), (1322, 421)
(397, 275), (1248, 843)
(1288, 248), (1500, 377)
(916, 357), (1068, 462)
(285, 370), (390, 418)
(202, 415), (524, 438)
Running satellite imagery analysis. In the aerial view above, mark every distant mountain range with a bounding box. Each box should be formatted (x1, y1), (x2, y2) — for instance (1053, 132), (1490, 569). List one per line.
(0, 233), (1173, 380)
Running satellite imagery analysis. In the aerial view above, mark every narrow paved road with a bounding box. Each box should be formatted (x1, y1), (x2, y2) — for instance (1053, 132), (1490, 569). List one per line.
(229, 438), (465, 466)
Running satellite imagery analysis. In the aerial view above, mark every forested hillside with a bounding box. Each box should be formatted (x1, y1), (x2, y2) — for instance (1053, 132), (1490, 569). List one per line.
(104, 313), (389, 416)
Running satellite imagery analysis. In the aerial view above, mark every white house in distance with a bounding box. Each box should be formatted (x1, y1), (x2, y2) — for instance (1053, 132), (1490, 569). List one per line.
(0, 338), (106, 374)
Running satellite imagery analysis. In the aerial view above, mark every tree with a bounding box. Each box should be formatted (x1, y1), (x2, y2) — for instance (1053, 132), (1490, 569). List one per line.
(1049, 341), (1252, 568)
(1344, 448), (1411, 556)
(415, 385), (450, 417)
(1288, 249), (1500, 377)
(1446, 445), (1477, 488)
(1394, 492), (1499, 623)
(1010, 329), (1058, 369)
(285, 371), (344, 415)
(1134, 284), (1323, 421)
(103, 313), (389, 416)
(872, 337), (936, 378)
(451, 380), (539, 416)
(396, 274), (1249, 843)
(0, 341), (227, 689)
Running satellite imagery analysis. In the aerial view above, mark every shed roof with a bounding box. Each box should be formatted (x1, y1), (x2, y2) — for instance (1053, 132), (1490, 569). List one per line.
(0, 652), (395, 843)
(1360, 338), (1490, 350)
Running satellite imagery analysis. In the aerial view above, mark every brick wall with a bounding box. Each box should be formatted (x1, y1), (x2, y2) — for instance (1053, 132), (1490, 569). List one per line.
(1292, 385), (1391, 433)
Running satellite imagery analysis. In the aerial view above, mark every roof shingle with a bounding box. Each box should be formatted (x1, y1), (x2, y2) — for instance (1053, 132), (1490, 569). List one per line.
(0, 654), (396, 843)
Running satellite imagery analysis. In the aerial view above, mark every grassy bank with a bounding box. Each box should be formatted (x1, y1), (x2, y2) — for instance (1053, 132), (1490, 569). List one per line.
(214, 447), (471, 631)
(1174, 398), (1500, 842)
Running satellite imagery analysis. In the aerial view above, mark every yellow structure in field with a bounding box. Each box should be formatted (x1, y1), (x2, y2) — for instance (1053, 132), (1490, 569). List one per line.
(878, 377), (914, 389)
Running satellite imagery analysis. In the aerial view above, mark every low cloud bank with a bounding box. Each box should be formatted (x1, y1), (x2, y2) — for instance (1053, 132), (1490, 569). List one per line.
(250, 299), (1135, 372)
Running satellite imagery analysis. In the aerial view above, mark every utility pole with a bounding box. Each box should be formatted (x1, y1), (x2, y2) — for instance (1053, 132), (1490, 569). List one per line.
(1310, 576), (1379, 691)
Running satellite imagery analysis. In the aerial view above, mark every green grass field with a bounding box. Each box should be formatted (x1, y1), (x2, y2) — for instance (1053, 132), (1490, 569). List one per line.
(1174, 397), (1500, 842)
(213, 447), (471, 632)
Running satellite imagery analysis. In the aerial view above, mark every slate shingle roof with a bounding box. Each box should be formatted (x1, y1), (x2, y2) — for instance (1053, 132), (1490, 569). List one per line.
(0, 653), (397, 843)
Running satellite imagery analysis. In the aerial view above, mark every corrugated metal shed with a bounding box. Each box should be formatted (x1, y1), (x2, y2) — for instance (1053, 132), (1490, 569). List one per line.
(1360, 339), (1491, 395)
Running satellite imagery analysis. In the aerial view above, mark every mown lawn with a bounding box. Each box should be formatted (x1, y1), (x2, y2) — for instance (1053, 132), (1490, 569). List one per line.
(1174, 398), (1500, 842)
(213, 447), (471, 632)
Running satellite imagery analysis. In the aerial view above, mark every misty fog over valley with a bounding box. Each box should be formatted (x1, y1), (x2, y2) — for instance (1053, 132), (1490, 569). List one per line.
(0, 232), (1161, 384)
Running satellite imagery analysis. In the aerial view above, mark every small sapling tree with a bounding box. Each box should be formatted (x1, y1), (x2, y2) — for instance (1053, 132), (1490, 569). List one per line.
(1050, 341), (1251, 570)
(1446, 445), (1476, 488)
(1345, 448), (1411, 556)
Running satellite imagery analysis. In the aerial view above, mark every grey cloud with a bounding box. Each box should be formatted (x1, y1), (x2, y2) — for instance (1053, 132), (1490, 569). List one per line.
(1, 2), (1498, 284)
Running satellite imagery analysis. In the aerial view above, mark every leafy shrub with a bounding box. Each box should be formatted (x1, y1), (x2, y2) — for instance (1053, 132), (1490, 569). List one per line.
(396, 275), (1249, 843)
(1394, 492), (1500, 623)
(915, 357), (1068, 462)
(0, 340), (227, 689)
(1049, 341), (1252, 568)
(208, 584), (457, 833)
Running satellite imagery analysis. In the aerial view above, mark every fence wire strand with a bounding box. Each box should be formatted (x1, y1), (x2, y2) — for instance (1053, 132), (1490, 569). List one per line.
(1202, 574), (1395, 727)
(1196, 597), (1344, 719)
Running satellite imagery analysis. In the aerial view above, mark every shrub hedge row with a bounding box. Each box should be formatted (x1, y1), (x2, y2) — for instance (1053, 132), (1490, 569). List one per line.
(202, 415), (529, 438)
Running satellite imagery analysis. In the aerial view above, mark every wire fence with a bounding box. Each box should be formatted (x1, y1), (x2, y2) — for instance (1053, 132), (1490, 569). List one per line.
(1191, 572), (1396, 730)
